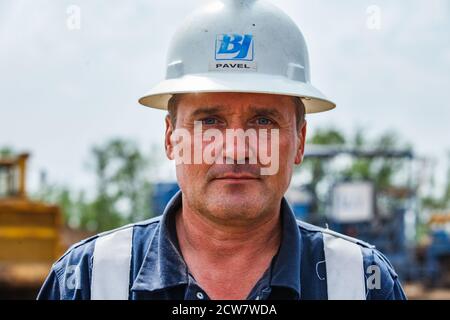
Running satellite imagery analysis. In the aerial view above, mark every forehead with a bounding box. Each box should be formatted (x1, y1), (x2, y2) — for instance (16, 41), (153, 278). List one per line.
(175, 92), (297, 115)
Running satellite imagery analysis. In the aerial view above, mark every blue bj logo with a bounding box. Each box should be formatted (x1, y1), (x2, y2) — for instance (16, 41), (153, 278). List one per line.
(216, 34), (254, 61)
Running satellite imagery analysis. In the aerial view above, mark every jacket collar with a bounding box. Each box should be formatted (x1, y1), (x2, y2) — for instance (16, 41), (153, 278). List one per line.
(270, 197), (302, 298)
(131, 191), (189, 292)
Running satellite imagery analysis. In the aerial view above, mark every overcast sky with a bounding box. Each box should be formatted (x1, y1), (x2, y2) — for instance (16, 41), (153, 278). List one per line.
(1, 0), (449, 194)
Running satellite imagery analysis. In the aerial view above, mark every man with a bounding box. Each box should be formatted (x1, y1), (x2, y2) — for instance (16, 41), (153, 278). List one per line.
(38, 0), (406, 300)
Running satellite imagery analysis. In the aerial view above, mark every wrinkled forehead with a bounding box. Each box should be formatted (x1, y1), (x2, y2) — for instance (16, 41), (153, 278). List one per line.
(174, 92), (298, 117)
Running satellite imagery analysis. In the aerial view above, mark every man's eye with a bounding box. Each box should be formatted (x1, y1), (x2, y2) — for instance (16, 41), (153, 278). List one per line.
(256, 117), (273, 125)
(201, 117), (218, 125)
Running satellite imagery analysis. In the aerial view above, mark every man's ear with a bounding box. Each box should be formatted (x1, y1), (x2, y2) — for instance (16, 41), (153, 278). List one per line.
(294, 120), (307, 165)
(165, 115), (175, 160)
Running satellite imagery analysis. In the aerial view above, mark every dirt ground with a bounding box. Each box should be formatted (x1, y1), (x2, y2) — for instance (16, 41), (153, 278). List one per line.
(404, 282), (450, 300)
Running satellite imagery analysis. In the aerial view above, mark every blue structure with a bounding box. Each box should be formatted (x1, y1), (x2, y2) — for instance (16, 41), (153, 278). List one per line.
(152, 182), (180, 216)
(285, 186), (315, 221)
(426, 229), (450, 286)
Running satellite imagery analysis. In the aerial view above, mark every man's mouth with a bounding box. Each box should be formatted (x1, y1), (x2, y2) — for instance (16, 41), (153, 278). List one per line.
(207, 164), (262, 182)
(213, 173), (261, 184)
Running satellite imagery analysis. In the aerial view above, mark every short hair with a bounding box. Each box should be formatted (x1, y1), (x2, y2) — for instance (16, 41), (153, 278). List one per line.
(167, 94), (305, 129)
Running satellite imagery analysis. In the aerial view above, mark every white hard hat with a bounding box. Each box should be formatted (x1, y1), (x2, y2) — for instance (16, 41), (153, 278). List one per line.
(139, 0), (335, 114)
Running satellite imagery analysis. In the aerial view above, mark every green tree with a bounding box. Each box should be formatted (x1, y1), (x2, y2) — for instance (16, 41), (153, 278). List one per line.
(422, 152), (450, 210)
(87, 138), (153, 231)
(302, 127), (346, 191)
(341, 130), (410, 190)
(34, 138), (155, 232)
(298, 127), (412, 216)
(444, 152), (450, 208)
(0, 147), (14, 157)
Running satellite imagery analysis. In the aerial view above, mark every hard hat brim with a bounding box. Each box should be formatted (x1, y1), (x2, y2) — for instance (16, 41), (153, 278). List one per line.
(138, 73), (335, 114)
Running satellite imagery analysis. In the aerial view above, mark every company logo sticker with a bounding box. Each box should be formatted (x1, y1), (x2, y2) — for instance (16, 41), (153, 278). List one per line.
(211, 34), (257, 71)
(215, 34), (254, 61)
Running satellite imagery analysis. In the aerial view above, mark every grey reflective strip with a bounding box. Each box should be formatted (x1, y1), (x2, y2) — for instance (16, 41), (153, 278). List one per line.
(91, 227), (133, 300)
(323, 233), (366, 300)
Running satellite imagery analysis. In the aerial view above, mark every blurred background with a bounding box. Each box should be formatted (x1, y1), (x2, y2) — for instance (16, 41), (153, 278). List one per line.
(1, 0), (449, 299)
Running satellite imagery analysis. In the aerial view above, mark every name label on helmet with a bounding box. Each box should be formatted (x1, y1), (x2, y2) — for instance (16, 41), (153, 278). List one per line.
(209, 62), (257, 71)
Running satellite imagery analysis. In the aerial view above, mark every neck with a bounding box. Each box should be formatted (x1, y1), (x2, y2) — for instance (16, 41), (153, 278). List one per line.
(175, 195), (283, 299)
(176, 197), (282, 261)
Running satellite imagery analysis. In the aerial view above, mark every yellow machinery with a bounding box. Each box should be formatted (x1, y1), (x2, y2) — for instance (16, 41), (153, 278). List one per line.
(0, 153), (62, 298)
(425, 211), (450, 287)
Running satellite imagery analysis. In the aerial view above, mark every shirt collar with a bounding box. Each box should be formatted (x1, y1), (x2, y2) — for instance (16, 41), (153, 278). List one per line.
(269, 197), (302, 298)
(131, 190), (302, 298)
(131, 191), (189, 292)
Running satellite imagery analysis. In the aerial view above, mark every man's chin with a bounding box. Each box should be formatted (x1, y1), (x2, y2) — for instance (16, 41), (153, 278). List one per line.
(199, 181), (271, 219)
(207, 183), (262, 201)
(203, 194), (266, 220)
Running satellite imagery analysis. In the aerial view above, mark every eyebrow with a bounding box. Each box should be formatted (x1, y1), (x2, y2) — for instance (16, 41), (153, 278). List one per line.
(188, 105), (285, 120)
(248, 106), (284, 120)
(189, 106), (223, 118)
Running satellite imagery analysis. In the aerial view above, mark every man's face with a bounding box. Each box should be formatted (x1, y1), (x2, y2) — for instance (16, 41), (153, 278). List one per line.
(165, 92), (307, 226)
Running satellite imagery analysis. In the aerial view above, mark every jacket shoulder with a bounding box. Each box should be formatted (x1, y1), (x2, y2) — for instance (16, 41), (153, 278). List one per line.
(296, 220), (406, 299)
(57, 216), (162, 264)
(40, 216), (162, 299)
(296, 219), (375, 249)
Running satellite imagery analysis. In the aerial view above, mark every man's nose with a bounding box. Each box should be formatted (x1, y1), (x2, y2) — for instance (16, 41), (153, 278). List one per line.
(222, 129), (257, 164)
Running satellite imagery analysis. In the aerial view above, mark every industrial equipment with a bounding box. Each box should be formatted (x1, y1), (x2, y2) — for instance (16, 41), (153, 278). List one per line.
(0, 153), (62, 298)
(289, 145), (419, 281)
(425, 212), (450, 287)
